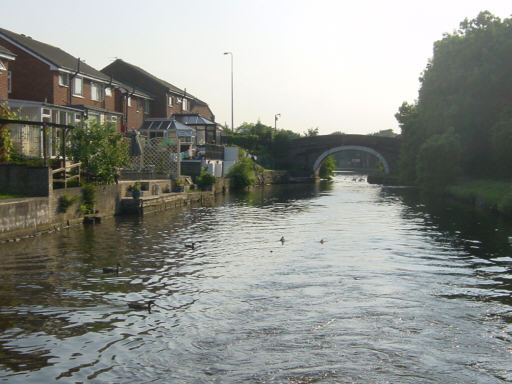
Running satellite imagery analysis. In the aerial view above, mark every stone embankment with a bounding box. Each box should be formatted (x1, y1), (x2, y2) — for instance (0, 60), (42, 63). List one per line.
(0, 178), (230, 243)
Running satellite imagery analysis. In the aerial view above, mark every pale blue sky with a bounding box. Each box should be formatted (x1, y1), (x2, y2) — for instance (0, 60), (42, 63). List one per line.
(2, 0), (511, 134)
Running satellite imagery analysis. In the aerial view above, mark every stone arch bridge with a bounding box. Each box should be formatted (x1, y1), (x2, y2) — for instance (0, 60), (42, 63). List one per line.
(286, 134), (401, 176)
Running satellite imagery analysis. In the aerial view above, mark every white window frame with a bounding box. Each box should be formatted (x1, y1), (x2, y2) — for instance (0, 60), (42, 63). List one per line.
(7, 71), (11, 93)
(58, 73), (69, 87)
(105, 86), (112, 97)
(127, 96), (132, 107)
(0, 60), (5, 71)
(168, 95), (173, 107)
(91, 82), (101, 101)
(182, 98), (188, 111)
(72, 76), (83, 97)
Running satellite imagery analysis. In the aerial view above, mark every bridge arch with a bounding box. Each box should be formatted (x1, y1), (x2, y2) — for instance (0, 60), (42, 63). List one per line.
(313, 145), (390, 175)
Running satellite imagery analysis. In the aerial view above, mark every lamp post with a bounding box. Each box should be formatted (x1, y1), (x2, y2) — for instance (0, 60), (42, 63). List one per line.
(224, 52), (234, 132)
(274, 113), (281, 133)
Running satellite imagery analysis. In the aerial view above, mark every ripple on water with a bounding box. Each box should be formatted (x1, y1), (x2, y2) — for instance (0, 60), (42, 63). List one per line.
(0, 178), (512, 382)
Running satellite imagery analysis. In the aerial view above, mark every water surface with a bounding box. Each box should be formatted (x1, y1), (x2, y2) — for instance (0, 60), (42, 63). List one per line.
(0, 176), (511, 383)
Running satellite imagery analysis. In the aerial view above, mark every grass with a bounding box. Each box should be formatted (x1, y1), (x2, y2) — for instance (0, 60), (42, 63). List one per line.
(0, 194), (26, 200)
(447, 179), (512, 216)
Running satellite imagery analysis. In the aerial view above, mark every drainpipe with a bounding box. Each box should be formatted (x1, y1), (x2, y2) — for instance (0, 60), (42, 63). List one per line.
(69, 57), (81, 105)
(124, 87), (135, 132)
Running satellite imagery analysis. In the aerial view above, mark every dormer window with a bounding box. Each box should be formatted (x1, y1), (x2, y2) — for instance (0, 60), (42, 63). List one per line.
(72, 76), (83, 96)
(59, 73), (69, 87)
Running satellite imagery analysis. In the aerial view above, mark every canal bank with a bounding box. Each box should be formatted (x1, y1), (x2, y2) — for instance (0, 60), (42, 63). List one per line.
(0, 177), (231, 243)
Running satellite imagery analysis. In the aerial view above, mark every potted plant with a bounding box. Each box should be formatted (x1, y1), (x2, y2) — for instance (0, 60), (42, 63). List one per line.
(173, 179), (184, 192)
(127, 182), (141, 199)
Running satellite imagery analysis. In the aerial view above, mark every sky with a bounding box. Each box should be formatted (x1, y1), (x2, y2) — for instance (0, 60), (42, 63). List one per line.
(2, 0), (511, 135)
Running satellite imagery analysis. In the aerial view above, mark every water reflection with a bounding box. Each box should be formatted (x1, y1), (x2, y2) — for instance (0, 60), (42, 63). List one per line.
(0, 176), (511, 382)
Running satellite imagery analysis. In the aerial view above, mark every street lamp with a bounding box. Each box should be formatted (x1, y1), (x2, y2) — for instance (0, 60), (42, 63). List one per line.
(274, 113), (281, 133)
(224, 52), (234, 132)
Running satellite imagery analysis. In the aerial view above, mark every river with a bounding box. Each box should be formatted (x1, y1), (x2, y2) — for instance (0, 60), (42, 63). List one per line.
(0, 175), (511, 383)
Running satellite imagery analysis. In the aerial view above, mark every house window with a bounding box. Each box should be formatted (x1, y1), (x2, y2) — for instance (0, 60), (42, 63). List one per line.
(168, 95), (173, 107)
(74, 113), (82, 122)
(144, 99), (150, 115)
(91, 82), (101, 101)
(182, 99), (188, 111)
(105, 87), (112, 97)
(72, 76), (83, 96)
(127, 96), (132, 107)
(58, 73), (69, 86)
(0, 60), (5, 71)
(7, 71), (11, 93)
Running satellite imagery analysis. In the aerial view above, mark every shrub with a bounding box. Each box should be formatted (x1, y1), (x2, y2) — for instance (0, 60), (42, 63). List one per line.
(195, 168), (216, 190)
(227, 157), (257, 189)
(416, 127), (461, 191)
(58, 193), (78, 213)
(80, 183), (96, 214)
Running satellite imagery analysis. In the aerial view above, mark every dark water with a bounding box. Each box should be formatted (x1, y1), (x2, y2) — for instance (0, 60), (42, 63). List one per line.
(0, 175), (511, 383)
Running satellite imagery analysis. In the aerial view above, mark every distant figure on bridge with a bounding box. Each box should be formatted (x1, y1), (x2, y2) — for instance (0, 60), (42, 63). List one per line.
(280, 236), (285, 245)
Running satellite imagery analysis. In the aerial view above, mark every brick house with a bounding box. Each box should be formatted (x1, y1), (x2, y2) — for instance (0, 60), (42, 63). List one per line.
(112, 81), (154, 132)
(0, 27), (121, 127)
(0, 44), (15, 100)
(101, 59), (215, 122)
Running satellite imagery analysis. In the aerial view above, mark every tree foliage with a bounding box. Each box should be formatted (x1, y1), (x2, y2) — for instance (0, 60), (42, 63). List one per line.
(303, 127), (319, 137)
(396, 11), (512, 185)
(319, 155), (336, 180)
(226, 120), (300, 170)
(416, 128), (461, 190)
(69, 121), (129, 184)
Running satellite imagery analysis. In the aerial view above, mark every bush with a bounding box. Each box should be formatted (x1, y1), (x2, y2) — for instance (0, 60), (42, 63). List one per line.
(416, 128), (461, 190)
(69, 121), (129, 184)
(80, 183), (96, 214)
(58, 193), (78, 213)
(227, 157), (257, 189)
(195, 168), (216, 190)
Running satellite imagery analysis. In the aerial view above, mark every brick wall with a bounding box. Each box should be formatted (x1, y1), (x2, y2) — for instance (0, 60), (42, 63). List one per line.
(126, 95), (146, 130)
(0, 59), (9, 99)
(191, 102), (215, 121)
(0, 38), (54, 102)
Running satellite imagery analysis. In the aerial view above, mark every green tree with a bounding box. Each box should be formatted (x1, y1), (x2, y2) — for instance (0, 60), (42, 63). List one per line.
(319, 155), (336, 180)
(396, 11), (512, 183)
(69, 121), (129, 184)
(416, 128), (461, 190)
(490, 118), (512, 178)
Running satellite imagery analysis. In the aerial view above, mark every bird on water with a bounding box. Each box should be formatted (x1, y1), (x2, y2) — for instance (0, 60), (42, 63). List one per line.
(185, 242), (195, 249)
(128, 300), (155, 313)
(103, 263), (121, 275)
